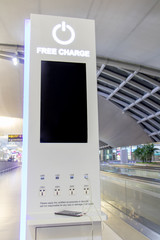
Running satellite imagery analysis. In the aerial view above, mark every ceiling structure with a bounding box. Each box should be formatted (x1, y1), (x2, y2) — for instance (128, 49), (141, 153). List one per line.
(97, 59), (160, 146)
(0, 0), (160, 147)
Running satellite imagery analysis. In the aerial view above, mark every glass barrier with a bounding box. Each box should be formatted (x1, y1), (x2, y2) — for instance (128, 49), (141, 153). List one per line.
(100, 170), (160, 234)
(101, 163), (160, 180)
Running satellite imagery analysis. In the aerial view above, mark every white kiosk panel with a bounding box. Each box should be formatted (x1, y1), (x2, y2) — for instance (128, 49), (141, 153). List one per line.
(21, 14), (102, 240)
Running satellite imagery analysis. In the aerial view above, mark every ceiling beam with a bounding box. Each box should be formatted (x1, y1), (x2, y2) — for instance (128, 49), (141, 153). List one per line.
(137, 110), (160, 123)
(122, 86), (142, 98)
(141, 121), (159, 132)
(98, 91), (109, 98)
(107, 70), (138, 100)
(130, 113), (142, 121)
(0, 43), (24, 49)
(128, 80), (152, 93)
(154, 93), (160, 101)
(0, 55), (24, 64)
(110, 97), (128, 107)
(97, 64), (105, 78)
(123, 86), (160, 112)
(97, 57), (160, 77)
(101, 69), (126, 82)
(130, 108), (148, 118)
(98, 76), (119, 88)
(148, 119), (160, 129)
(149, 130), (160, 137)
(97, 84), (113, 93)
(116, 92), (135, 103)
(144, 128), (152, 135)
(144, 98), (160, 110)
(151, 135), (160, 142)
(136, 73), (160, 87)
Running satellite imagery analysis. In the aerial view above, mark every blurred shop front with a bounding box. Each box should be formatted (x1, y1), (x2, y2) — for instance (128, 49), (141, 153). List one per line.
(0, 117), (23, 172)
(99, 143), (160, 164)
(0, 135), (22, 172)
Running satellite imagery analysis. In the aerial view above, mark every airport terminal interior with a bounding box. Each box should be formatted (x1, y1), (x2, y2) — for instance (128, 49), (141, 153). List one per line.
(0, 1), (160, 240)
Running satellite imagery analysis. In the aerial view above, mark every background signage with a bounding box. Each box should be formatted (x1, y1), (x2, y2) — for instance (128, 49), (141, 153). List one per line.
(8, 134), (23, 142)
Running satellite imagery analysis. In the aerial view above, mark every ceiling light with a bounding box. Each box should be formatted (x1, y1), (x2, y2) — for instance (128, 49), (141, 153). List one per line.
(12, 57), (19, 66)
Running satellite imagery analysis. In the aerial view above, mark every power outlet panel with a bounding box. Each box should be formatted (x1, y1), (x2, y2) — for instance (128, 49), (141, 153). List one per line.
(39, 174), (91, 198)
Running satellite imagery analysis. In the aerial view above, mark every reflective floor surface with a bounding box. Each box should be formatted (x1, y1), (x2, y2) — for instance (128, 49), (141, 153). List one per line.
(0, 168), (21, 240)
(0, 167), (158, 240)
(102, 202), (149, 240)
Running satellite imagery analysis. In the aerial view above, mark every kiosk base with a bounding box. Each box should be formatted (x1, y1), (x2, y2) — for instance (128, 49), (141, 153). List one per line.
(27, 211), (105, 240)
(36, 223), (101, 240)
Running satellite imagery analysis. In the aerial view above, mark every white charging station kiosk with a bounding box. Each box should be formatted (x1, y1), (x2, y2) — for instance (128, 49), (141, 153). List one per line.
(20, 14), (103, 240)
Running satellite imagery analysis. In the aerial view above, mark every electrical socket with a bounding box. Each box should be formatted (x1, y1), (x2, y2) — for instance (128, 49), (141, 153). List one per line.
(69, 186), (75, 195)
(54, 187), (60, 196)
(84, 185), (89, 195)
(39, 187), (46, 196)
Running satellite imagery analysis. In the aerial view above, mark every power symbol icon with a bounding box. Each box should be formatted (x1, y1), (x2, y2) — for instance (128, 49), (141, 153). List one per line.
(52, 21), (75, 45)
